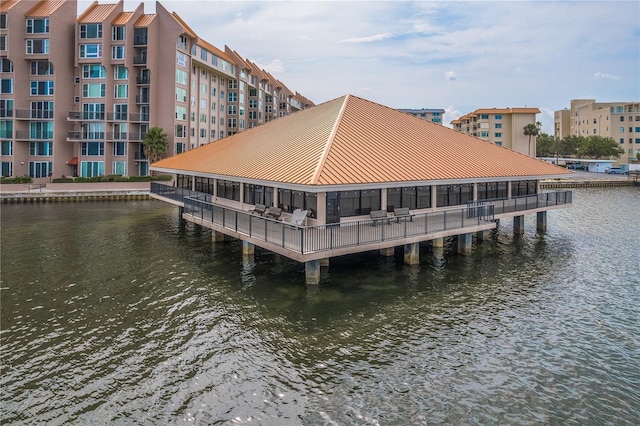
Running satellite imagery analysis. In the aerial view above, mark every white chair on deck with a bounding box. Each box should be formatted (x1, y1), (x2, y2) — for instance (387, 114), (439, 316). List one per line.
(289, 209), (308, 226)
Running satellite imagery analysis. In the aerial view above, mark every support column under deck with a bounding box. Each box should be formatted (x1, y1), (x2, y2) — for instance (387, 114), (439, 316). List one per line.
(305, 260), (321, 285)
(380, 247), (394, 257)
(404, 243), (419, 265)
(513, 215), (525, 235)
(457, 233), (472, 255)
(431, 237), (444, 248)
(242, 240), (255, 256)
(320, 258), (330, 267)
(212, 230), (225, 242)
(537, 211), (547, 233)
(476, 229), (490, 242)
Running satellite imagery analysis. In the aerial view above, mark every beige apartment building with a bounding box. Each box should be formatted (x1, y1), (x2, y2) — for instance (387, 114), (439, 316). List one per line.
(554, 99), (640, 163)
(451, 108), (540, 156)
(0, 0), (312, 181)
(398, 108), (445, 125)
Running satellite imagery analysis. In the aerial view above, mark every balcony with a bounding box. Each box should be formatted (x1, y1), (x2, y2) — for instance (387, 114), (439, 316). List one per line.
(133, 56), (147, 66)
(106, 132), (128, 141)
(133, 36), (147, 46)
(106, 112), (128, 121)
(134, 151), (148, 160)
(136, 76), (150, 85)
(130, 113), (149, 122)
(68, 111), (105, 121)
(14, 110), (54, 120)
(67, 131), (105, 142)
(135, 95), (150, 104)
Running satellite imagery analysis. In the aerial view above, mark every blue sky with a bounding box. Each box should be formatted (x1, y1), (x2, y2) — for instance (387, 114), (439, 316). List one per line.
(78, 1), (640, 134)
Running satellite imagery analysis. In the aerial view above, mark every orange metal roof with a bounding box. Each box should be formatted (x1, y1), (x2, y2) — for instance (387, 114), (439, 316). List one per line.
(0, 0), (19, 13)
(133, 13), (155, 27)
(151, 95), (570, 186)
(171, 11), (197, 38)
(112, 11), (134, 25)
(77, 2), (118, 23)
(25, 0), (66, 16)
(197, 39), (235, 63)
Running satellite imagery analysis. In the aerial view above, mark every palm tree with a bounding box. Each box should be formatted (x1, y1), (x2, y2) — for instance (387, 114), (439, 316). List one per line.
(524, 123), (539, 157)
(142, 126), (168, 164)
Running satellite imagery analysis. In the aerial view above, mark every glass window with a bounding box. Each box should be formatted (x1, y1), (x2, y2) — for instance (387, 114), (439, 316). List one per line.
(79, 24), (102, 39)
(79, 44), (102, 58)
(26, 18), (49, 34)
(30, 81), (54, 95)
(26, 39), (49, 54)
(82, 83), (105, 98)
(112, 26), (125, 41)
(1, 140), (13, 155)
(29, 141), (53, 156)
(112, 142), (126, 156)
(1, 161), (12, 177)
(81, 142), (105, 155)
(114, 65), (127, 80)
(82, 64), (106, 78)
(28, 161), (52, 178)
(82, 103), (105, 120)
(80, 161), (104, 177)
(0, 79), (12, 94)
(30, 101), (53, 119)
(30, 61), (53, 75)
(176, 69), (187, 84)
(114, 84), (128, 99)
(1, 58), (12, 73)
(111, 45), (125, 59)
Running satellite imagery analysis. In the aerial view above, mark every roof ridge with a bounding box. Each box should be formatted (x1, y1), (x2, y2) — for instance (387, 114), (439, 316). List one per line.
(310, 95), (349, 185)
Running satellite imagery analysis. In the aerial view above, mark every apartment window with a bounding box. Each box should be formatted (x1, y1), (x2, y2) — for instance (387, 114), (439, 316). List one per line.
(114, 104), (127, 120)
(495, 141), (503, 146)
(190, 112), (195, 121)
(113, 142), (126, 156)
(30, 101), (53, 119)
(199, 129), (206, 138)
(495, 115), (502, 120)
(82, 64), (106, 78)
(635, 127), (640, 133)
(79, 44), (102, 58)
(1, 161), (12, 177)
(211, 116), (216, 124)
(495, 123), (502, 129)
(80, 161), (104, 177)
(620, 127), (625, 133)
(82, 142), (105, 155)
(176, 69), (187, 84)
(200, 113), (206, 123)
(177, 52), (186, 67)
(190, 128), (195, 137)
(616, 106), (624, 113)
(0, 13), (7, 30)
(0, 35), (6, 52)
(29, 122), (53, 139)
(480, 131), (489, 138)
(227, 118), (237, 128)
(200, 99), (206, 109)
(114, 84), (128, 99)
(80, 24), (102, 39)
(29, 141), (53, 156)
(249, 99), (257, 108)
(30, 81), (54, 95)
(114, 65), (127, 80)
(177, 36), (188, 50)
(636, 139), (640, 144)
(0, 58), (12, 73)
(228, 105), (237, 115)
(211, 87), (217, 97)
(26, 18), (49, 34)
(29, 161), (52, 178)
(0, 79), (12, 94)
(82, 83), (105, 98)
(201, 49), (208, 61)
(228, 92), (237, 102)
(176, 87), (187, 102)
(31, 60), (53, 75)
(210, 129), (215, 139)
(83, 103), (105, 120)
(228, 80), (238, 89)
(111, 45), (125, 60)
(620, 138), (625, 144)
(200, 83), (207, 94)
(175, 106), (186, 120)
(480, 114), (489, 119)
(176, 142), (186, 154)
(113, 161), (126, 175)
(26, 39), (49, 54)
(1, 140), (12, 156)
(211, 55), (218, 67)
(175, 124), (186, 137)
(0, 99), (13, 118)
(495, 132), (502, 138)
(0, 121), (13, 139)
(112, 26), (125, 41)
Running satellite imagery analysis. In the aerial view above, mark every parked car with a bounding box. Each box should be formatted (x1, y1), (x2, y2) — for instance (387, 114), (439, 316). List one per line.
(606, 167), (628, 174)
(567, 164), (586, 170)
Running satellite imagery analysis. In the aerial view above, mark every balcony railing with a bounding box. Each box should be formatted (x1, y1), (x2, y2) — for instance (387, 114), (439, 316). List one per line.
(15, 130), (53, 140)
(136, 76), (150, 84)
(133, 56), (147, 65)
(68, 111), (105, 121)
(134, 151), (148, 160)
(67, 131), (104, 141)
(467, 191), (572, 215)
(14, 110), (54, 119)
(130, 113), (149, 122)
(106, 112), (128, 121)
(136, 95), (150, 104)
(133, 37), (147, 46)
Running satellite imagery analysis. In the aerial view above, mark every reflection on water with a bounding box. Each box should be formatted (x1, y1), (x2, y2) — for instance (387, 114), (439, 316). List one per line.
(1, 188), (639, 424)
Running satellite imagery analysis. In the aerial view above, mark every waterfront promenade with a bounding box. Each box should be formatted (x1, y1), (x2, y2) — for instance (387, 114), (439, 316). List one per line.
(0, 171), (635, 203)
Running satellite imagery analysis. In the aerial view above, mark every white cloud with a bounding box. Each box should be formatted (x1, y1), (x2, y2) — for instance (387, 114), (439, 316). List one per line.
(338, 33), (394, 44)
(443, 106), (463, 128)
(593, 71), (621, 81)
(254, 58), (285, 74)
(445, 71), (457, 81)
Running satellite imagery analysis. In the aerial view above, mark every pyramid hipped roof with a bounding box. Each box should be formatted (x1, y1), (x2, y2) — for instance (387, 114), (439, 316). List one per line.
(151, 95), (570, 188)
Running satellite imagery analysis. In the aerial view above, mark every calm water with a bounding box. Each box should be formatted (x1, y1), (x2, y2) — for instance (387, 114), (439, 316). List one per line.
(1, 188), (639, 425)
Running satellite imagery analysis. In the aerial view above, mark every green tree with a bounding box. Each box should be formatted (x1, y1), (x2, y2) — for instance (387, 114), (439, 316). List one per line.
(580, 136), (624, 159)
(142, 127), (169, 164)
(559, 135), (583, 157)
(524, 123), (539, 156)
(535, 133), (556, 157)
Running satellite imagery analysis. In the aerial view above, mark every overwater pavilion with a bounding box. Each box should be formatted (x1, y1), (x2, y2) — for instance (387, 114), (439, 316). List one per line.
(150, 95), (572, 284)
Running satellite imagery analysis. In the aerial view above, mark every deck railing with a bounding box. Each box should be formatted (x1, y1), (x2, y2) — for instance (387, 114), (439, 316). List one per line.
(467, 191), (572, 215)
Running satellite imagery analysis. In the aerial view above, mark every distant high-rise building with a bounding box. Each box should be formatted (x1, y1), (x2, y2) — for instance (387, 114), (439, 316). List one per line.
(398, 108), (445, 125)
(0, 0), (313, 180)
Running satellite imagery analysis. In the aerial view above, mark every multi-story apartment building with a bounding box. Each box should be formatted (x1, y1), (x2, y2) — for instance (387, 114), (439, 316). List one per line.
(554, 99), (640, 163)
(451, 108), (540, 156)
(0, 0), (313, 181)
(1, 0), (77, 179)
(397, 108), (445, 125)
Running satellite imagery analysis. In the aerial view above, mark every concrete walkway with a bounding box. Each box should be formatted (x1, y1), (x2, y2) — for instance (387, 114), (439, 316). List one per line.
(0, 181), (150, 195)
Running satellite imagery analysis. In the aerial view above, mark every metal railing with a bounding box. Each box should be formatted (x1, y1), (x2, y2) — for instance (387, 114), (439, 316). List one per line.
(468, 191), (572, 215)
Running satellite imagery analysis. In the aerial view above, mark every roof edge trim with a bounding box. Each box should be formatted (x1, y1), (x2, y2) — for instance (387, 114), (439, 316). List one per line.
(310, 95), (350, 185)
